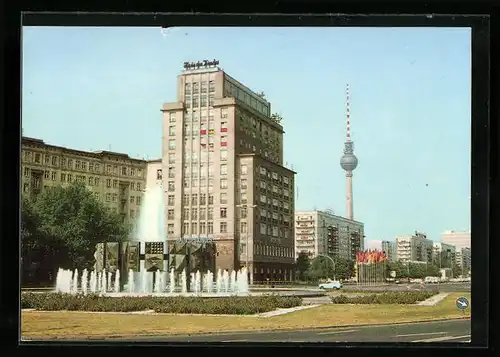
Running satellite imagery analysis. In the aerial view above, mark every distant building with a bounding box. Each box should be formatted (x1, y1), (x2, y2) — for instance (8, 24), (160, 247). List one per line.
(381, 241), (397, 262)
(440, 230), (470, 250)
(396, 232), (433, 263)
(456, 247), (471, 276)
(146, 159), (163, 190)
(161, 64), (296, 282)
(432, 242), (456, 269)
(294, 210), (364, 261)
(21, 136), (147, 224)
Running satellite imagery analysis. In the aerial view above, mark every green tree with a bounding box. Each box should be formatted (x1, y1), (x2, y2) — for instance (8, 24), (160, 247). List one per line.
(295, 252), (311, 281)
(24, 182), (130, 282)
(333, 257), (355, 280)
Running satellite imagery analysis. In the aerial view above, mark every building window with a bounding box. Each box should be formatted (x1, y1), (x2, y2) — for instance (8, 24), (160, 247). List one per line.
(191, 208), (198, 220)
(52, 172), (57, 181)
(113, 180), (118, 188)
(157, 169), (163, 180)
(207, 222), (214, 234)
(191, 194), (198, 205)
(200, 222), (206, 234)
(209, 80), (215, 92)
(168, 224), (175, 234)
(220, 208), (227, 218)
(183, 207), (190, 220)
(168, 139), (176, 150)
(130, 196), (135, 204)
(106, 179), (112, 188)
(168, 153), (175, 164)
(240, 206), (247, 218)
(169, 112), (176, 122)
(199, 207), (206, 219)
(241, 222), (248, 233)
(208, 207), (214, 220)
(191, 223), (198, 235)
(51, 156), (58, 166)
(168, 181), (175, 191)
(130, 209), (135, 219)
(208, 194), (213, 204)
(136, 196), (141, 205)
(220, 192), (227, 204)
(220, 164), (227, 175)
(241, 164), (248, 175)
(260, 223), (266, 234)
(168, 210), (174, 220)
(220, 150), (228, 161)
(200, 194), (206, 205)
(220, 222), (227, 233)
(106, 193), (112, 202)
(168, 195), (175, 206)
(183, 222), (190, 235)
(220, 178), (228, 189)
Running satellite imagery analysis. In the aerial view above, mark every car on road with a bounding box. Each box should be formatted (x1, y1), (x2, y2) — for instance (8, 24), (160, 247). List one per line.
(318, 280), (342, 290)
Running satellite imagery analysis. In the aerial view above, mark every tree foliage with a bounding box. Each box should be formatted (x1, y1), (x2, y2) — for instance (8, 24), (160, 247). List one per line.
(21, 183), (130, 286)
(386, 261), (440, 279)
(307, 256), (355, 281)
(294, 252), (311, 280)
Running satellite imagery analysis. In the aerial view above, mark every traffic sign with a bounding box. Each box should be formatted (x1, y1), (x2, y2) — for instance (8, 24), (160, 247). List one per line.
(455, 296), (469, 311)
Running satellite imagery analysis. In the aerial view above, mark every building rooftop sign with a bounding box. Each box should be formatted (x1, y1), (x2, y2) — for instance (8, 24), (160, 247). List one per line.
(183, 59), (220, 70)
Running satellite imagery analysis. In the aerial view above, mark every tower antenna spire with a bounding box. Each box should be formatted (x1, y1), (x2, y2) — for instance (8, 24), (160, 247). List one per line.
(346, 83), (351, 142)
(340, 83), (358, 221)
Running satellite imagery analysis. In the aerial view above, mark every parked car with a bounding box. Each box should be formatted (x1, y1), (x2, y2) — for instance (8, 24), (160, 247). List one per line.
(318, 280), (342, 290)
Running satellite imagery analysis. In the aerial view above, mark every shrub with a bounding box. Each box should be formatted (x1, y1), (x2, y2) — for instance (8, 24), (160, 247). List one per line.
(21, 292), (302, 314)
(330, 291), (437, 304)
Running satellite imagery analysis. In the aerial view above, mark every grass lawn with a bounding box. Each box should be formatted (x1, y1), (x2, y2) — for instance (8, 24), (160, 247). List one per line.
(21, 293), (470, 339)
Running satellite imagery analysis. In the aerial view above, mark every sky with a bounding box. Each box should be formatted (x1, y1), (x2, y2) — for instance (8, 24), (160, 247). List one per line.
(22, 26), (471, 242)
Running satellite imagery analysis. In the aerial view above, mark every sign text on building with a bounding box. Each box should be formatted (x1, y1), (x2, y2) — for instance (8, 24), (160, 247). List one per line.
(183, 59), (220, 70)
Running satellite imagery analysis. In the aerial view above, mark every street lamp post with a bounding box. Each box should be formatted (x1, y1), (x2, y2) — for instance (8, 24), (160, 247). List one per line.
(317, 254), (336, 281)
(236, 204), (257, 284)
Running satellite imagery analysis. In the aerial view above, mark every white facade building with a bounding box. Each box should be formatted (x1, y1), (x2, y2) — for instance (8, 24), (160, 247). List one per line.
(396, 232), (433, 263)
(294, 210), (364, 261)
(440, 230), (470, 250)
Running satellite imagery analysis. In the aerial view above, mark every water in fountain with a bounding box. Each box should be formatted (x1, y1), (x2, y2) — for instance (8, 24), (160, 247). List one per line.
(81, 269), (88, 295)
(204, 270), (214, 293)
(237, 267), (249, 294)
(223, 270), (230, 293)
(154, 272), (162, 293)
(230, 270), (237, 293)
(90, 270), (97, 293)
(72, 269), (79, 294)
(102, 270), (107, 292)
(53, 266), (250, 296)
(107, 271), (112, 291)
(114, 270), (120, 293)
(181, 269), (187, 294)
(169, 268), (176, 294)
(195, 270), (202, 293)
(128, 269), (134, 293)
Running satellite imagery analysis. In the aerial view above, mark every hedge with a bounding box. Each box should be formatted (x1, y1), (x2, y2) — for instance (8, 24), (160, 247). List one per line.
(21, 293), (302, 315)
(330, 291), (438, 304)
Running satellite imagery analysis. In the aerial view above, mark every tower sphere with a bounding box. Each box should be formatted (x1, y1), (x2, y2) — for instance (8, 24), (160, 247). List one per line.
(340, 154), (358, 171)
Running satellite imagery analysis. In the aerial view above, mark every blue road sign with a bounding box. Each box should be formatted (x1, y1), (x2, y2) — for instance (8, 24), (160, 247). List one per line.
(456, 296), (469, 311)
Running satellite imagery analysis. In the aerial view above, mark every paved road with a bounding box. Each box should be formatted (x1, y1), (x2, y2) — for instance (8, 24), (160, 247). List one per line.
(342, 283), (470, 293)
(108, 319), (470, 343)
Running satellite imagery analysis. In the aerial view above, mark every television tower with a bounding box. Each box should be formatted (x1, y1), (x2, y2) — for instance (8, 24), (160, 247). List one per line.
(340, 84), (358, 220)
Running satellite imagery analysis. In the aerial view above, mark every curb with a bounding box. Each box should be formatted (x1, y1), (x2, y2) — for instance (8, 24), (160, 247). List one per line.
(24, 317), (471, 340)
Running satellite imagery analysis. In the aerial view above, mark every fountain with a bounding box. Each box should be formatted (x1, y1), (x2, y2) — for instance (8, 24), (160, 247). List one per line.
(52, 179), (251, 296)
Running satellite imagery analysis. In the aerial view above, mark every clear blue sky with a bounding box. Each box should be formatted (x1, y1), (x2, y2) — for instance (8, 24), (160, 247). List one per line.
(22, 26), (471, 243)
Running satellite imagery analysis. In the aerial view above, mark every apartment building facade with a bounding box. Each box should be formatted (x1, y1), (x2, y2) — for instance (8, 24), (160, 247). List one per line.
(396, 232), (433, 263)
(455, 247), (471, 275)
(21, 136), (148, 223)
(440, 230), (471, 250)
(294, 210), (364, 261)
(381, 241), (397, 262)
(432, 242), (457, 268)
(161, 64), (295, 283)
